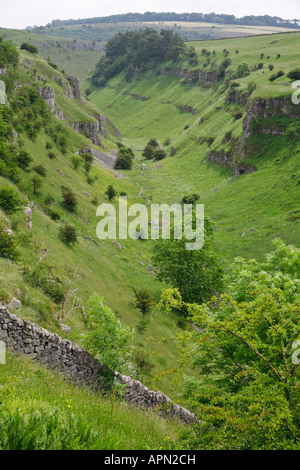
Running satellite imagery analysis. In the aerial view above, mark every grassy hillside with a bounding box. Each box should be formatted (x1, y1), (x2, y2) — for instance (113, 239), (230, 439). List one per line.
(0, 27), (103, 83)
(88, 31), (300, 261)
(0, 351), (183, 450)
(27, 19), (299, 42)
(0, 44), (197, 402)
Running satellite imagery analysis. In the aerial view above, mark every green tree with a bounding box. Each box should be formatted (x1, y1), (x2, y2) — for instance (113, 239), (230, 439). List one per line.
(0, 225), (19, 260)
(114, 147), (133, 170)
(153, 148), (167, 161)
(61, 186), (78, 212)
(152, 216), (224, 306)
(31, 175), (43, 195)
(0, 186), (22, 213)
(142, 144), (154, 160)
(70, 155), (81, 171)
(84, 294), (134, 373)
(132, 288), (155, 318)
(105, 185), (117, 201)
(20, 43), (39, 54)
(160, 239), (300, 449)
(58, 224), (78, 246)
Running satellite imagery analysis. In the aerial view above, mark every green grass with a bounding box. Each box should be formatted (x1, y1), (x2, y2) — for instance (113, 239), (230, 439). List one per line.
(0, 351), (183, 450)
(0, 27), (103, 83)
(24, 20), (299, 43)
(89, 32), (300, 261)
(0, 50), (199, 401)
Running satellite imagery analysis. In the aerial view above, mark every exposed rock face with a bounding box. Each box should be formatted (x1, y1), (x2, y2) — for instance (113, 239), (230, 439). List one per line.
(160, 67), (218, 85)
(226, 87), (250, 105)
(209, 150), (256, 176)
(239, 97), (300, 157)
(54, 106), (64, 121)
(71, 121), (102, 146)
(66, 75), (82, 101)
(94, 113), (122, 140)
(37, 86), (55, 112)
(0, 306), (197, 424)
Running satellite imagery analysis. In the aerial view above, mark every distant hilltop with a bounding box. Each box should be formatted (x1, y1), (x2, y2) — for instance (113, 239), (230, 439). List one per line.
(27, 11), (300, 30)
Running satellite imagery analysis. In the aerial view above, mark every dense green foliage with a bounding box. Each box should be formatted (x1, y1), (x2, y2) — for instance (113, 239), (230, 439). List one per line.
(84, 295), (134, 373)
(0, 36), (19, 68)
(0, 352), (182, 450)
(160, 240), (300, 449)
(152, 216), (224, 306)
(114, 146), (133, 170)
(90, 28), (186, 86)
(20, 43), (39, 54)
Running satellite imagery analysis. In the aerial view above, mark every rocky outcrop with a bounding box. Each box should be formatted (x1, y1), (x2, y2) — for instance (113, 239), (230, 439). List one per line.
(94, 113), (122, 140)
(71, 120), (102, 146)
(239, 96), (300, 157)
(37, 86), (55, 112)
(160, 67), (218, 85)
(226, 87), (250, 106)
(209, 150), (256, 176)
(0, 306), (197, 424)
(66, 75), (82, 101)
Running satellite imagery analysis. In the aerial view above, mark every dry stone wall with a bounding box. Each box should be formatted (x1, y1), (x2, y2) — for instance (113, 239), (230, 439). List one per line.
(0, 306), (197, 424)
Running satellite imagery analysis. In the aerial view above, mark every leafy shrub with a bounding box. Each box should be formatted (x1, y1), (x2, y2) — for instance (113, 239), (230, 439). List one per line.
(181, 193), (200, 205)
(17, 149), (32, 170)
(70, 155), (81, 171)
(236, 62), (250, 78)
(61, 186), (78, 212)
(269, 70), (285, 82)
(287, 68), (300, 81)
(0, 225), (18, 260)
(132, 288), (154, 318)
(247, 81), (257, 94)
(47, 151), (56, 160)
(105, 185), (117, 201)
(84, 294), (134, 373)
(114, 147), (133, 170)
(20, 43), (39, 54)
(31, 175), (43, 195)
(142, 144), (154, 160)
(33, 164), (47, 177)
(58, 224), (78, 247)
(0, 186), (22, 213)
(153, 148), (167, 161)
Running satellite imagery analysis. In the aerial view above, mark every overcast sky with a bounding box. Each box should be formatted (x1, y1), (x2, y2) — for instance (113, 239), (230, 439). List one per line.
(1, 0), (299, 30)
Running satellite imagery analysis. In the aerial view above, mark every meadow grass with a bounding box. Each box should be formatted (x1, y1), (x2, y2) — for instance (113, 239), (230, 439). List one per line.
(0, 351), (184, 450)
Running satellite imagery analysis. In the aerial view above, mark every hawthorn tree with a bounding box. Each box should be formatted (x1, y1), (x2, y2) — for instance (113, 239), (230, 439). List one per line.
(152, 215), (224, 307)
(159, 239), (300, 449)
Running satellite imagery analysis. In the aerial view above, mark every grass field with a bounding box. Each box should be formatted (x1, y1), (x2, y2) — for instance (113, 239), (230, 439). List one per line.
(0, 27), (104, 83)
(0, 47), (200, 402)
(89, 32), (300, 261)
(26, 20), (300, 44)
(0, 351), (183, 450)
